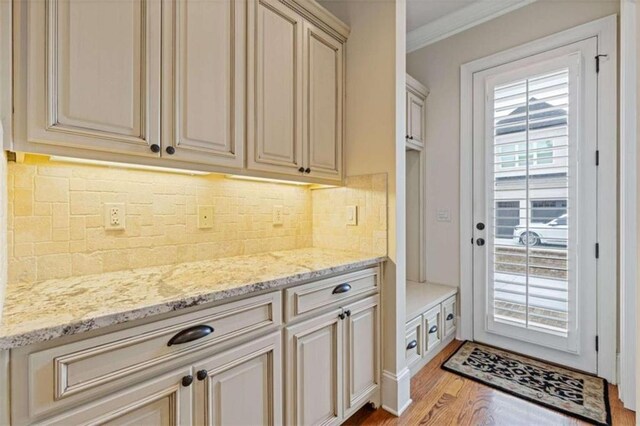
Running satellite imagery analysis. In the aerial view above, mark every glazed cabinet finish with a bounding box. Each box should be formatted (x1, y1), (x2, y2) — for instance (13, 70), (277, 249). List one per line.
(248, 0), (345, 181)
(285, 294), (380, 426)
(15, 0), (161, 155)
(405, 74), (428, 151)
(162, 0), (245, 167)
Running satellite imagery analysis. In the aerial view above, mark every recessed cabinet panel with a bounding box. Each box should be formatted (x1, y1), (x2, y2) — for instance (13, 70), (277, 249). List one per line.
(443, 296), (457, 338)
(304, 22), (343, 181)
(286, 310), (343, 426)
(405, 316), (422, 368)
(194, 332), (282, 426)
(164, 0), (245, 166)
(424, 305), (441, 354)
(20, 0), (161, 155)
(248, 0), (303, 175)
(344, 297), (379, 416)
(407, 92), (425, 148)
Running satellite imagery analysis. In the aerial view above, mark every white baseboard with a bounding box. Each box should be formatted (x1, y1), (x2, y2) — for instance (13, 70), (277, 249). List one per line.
(381, 367), (412, 416)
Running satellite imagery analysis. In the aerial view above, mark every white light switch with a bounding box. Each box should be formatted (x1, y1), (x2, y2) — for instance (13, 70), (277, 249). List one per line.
(198, 206), (214, 229)
(273, 205), (284, 226)
(346, 205), (358, 226)
(437, 208), (451, 222)
(104, 203), (126, 231)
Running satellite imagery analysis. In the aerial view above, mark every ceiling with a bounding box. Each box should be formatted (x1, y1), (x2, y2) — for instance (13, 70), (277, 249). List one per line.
(407, 0), (477, 32)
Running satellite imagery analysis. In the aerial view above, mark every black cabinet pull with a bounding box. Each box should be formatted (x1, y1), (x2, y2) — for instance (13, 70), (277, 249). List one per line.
(405, 134), (410, 139)
(338, 312), (346, 320)
(409, 136), (414, 140)
(196, 370), (208, 381)
(304, 168), (311, 174)
(182, 375), (193, 387)
(298, 167), (305, 173)
(332, 283), (351, 294)
(446, 313), (454, 321)
(344, 309), (351, 317)
(167, 325), (214, 346)
(406, 339), (418, 350)
(166, 146), (176, 155)
(476, 222), (485, 230)
(428, 325), (438, 334)
(150, 144), (161, 153)
(476, 238), (485, 246)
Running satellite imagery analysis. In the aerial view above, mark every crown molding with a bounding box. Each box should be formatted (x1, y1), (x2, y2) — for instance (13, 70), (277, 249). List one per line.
(407, 0), (538, 53)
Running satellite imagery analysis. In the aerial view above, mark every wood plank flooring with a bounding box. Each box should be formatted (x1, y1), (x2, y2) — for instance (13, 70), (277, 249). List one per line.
(345, 340), (635, 426)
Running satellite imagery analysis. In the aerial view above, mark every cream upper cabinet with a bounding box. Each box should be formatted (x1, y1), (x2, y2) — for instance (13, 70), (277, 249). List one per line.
(303, 21), (344, 181)
(162, 0), (245, 167)
(14, 0), (161, 156)
(247, 0), (304, 176)
(193, 332), (282, 426)
(406, 74), (429, 151)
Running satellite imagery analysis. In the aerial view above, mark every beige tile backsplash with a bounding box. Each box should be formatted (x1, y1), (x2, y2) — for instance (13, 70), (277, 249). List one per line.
(6, 156), (387, 284)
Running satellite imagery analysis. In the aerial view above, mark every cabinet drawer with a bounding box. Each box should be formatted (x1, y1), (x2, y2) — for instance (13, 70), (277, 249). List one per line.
(424, 305), (441, 354)
(284, 267), (379, 322)
(11, 291), (281, 424)
(404, 316), (421, 368)
(442, 295), (457, 337)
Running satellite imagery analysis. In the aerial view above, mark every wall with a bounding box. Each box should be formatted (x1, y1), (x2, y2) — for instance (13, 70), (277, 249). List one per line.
(7, 155), (312, 283)
(312, 174), (388, 255)
(321, 0), (410, 414)
(406, 0), (620, 286)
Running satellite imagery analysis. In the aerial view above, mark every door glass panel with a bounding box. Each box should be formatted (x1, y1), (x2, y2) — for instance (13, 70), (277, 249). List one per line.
(491, 68), (570, 336)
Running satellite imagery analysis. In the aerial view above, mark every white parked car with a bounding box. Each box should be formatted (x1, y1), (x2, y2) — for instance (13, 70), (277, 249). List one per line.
(513, 214), (568, 247)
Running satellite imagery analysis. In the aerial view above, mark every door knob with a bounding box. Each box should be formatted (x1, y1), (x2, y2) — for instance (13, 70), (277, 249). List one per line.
(476, 238), (485, 246)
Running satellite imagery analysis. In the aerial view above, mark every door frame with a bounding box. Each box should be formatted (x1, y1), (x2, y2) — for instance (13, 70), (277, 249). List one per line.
(459, 15), (617, 381)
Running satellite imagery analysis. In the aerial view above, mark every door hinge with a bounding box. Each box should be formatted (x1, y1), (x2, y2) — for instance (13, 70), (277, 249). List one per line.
(595, 243), (600, 259)
(595, 335), (599, 352)
(595, 150), (599, 166)
(595, 54), (608, 73)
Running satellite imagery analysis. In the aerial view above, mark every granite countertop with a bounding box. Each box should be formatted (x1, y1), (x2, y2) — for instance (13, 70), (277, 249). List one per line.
(0, 248), (386, 350)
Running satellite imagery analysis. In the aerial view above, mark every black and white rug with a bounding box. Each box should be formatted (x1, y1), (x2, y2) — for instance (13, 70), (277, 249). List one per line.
(443, 341), (611, 425)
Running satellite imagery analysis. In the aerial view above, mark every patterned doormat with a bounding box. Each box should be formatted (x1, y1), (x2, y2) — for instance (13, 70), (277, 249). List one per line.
(442, 341), (611, 425)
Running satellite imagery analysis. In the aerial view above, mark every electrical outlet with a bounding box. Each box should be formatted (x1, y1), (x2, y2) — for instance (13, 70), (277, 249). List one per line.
(104, 203), (125, 231)
(273, 205), (284, 226)
(346, 205), (357, 226)
(198, 206), (214, 229)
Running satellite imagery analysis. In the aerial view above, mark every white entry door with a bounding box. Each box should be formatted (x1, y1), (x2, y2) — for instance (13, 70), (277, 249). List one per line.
(472, 38), (599, 373)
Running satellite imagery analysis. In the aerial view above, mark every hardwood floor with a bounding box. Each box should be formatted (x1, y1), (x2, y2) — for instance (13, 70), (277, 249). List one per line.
(346, 340), (636, 426)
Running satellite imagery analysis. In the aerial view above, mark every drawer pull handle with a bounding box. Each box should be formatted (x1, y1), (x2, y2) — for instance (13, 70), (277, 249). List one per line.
(332, 283), (352, 294)
(428, 325), (438, 334)
(406, 339), (418, 350)
(446, 313), (454, 321)
(168, 325), (214, 346)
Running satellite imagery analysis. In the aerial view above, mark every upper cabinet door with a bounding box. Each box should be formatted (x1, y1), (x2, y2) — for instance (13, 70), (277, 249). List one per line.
(247, 0), (304, 176)
(406, 91), (426, 149)
(18, 0), (161, 156)
(163, 0), (245, 167)
(303, 21), (343, 182)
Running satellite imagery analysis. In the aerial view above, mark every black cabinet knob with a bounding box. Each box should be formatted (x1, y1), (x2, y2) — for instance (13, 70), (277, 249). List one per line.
(181, 375), (193, 387)
(409, 136), (414, 140)
(476, 222), (485, 230)
(304, 168), (311, 174)
(338, 312), (346, 320)
(298, 167), (305, 173)
(150, 144), (161, 153)
(196, 370), (208, 381)
(476, 238), (485, 246)
(344, 309), (351, 317)
(405, 134), (410, 139)
(166, 146), (176, 155)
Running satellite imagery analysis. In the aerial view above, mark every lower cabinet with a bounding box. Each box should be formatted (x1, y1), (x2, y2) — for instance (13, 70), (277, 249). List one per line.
(285, 294), (380, 426)
(44, 367), (194, 425)
(193, 332), (282, 426)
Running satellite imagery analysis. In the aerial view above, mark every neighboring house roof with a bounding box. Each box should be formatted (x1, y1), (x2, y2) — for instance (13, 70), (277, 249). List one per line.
(496, 98), (567, 135)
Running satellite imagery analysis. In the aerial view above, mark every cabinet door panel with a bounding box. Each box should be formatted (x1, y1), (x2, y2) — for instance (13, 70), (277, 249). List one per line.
(407, 92), (425, 148)
(248, 0), (303, 175)
(344, 296), (379, 416)
(164, 0), (244, 167)
(21, 0), (160, 155)
(286, 310), (343, 426)
(194, 332), (282, 426)
(424, 305), (441, 354)
(44, 367), (192, 425)
(303, 22), (343, 181)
